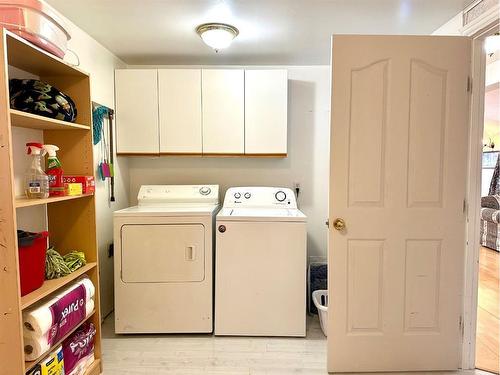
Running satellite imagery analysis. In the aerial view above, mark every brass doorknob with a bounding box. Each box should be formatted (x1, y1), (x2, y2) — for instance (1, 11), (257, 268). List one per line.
(332, 218), (346, 231)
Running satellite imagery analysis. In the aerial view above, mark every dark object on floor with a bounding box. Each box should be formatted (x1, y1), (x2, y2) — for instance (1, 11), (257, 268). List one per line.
(308, 262), (327, 314)
(9, 79), (77, 122)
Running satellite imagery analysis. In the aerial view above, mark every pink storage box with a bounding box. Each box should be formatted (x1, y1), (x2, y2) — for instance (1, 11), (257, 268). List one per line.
(0, 0), (71, 58)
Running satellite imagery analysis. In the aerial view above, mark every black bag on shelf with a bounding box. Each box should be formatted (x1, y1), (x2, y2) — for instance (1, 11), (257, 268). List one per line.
(9, 78), (77, 122)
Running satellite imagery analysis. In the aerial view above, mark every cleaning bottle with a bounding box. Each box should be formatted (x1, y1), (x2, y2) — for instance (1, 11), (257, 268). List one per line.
(43, 144), (65, 197)
(25, 143), (49, 199)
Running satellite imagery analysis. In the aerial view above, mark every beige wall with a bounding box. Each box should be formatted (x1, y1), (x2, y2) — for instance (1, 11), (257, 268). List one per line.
(127, 66), (331, 262)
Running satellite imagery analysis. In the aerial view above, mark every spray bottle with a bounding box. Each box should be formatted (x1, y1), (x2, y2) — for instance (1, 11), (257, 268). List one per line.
(43, 144), (65, 197)
(25, 143), (49, 199)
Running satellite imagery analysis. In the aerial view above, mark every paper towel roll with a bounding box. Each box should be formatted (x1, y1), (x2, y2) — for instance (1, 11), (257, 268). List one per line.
(67, 353), (95, 375)
(23, 278), (95, 335)
(24, 297), (94, 338)
(24, 298), (94, 362)
(24, 334), (51, 361)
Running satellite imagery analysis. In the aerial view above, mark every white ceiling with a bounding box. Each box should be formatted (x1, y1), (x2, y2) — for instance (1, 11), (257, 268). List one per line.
(47, 0), (468, 65)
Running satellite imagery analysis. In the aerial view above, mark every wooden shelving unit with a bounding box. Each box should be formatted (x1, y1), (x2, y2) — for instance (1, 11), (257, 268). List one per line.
(24, 310), (96, 373)
(21, 262), (97, 310)
(0, 29), (102, 374)
(15, 193), (93, 208)
(10, 109), (91, 130)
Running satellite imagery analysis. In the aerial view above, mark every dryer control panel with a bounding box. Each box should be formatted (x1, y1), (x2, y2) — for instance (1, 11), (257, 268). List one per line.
(138, 185), (219, 206)
(223, 187), (297, 208)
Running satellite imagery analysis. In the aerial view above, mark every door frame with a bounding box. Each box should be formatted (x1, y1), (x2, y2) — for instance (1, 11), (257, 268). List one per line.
(461, 10), (499, 370)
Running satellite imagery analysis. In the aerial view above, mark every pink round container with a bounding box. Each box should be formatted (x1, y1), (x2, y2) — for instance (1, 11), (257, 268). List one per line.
(0, 0), (71, 58)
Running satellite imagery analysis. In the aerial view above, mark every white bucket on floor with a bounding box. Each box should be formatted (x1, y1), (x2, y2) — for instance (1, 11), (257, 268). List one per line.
(312, 290), (328, 336)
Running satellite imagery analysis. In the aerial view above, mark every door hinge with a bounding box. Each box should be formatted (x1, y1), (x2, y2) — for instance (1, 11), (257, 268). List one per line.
(467, 76), (472, 93)
(463, 199), (468, 216)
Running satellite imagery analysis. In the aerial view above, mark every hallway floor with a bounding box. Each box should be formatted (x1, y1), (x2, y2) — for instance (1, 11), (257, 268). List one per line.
(476, 246), (500, 374)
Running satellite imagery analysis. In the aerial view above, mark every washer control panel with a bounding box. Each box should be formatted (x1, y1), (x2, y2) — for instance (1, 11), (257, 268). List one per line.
(223, 187), (297, 208)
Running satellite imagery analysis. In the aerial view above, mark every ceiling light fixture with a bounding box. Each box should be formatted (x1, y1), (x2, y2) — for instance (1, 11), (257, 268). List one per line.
(196, 23), (239, 52)
(485, 33), (500, 56)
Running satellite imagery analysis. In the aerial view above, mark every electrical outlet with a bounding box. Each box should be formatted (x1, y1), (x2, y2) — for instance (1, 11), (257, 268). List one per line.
(294, 182), (301, 198)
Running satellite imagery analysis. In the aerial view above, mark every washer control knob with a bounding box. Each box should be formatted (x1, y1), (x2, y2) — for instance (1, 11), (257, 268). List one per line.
(275, 190), (287, 202)
(244, 192), (251, 199)
(199, 186), (211, 195)
(234, 192), (241, 199)
(218, 225), (226, 233)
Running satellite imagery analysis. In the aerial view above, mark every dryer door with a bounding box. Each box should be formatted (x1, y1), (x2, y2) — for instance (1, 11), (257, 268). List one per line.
(121, 224), (205, 283)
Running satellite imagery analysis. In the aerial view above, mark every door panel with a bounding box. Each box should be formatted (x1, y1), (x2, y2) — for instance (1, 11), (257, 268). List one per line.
(202, 69), (244, 154)
(347, 239), (384, 333)
(348, 60), (388, 207)
(121, 224), (204, 283)
(158, 69), (202, 153)
(115, 69), (159, 154)
(407, 60), (447, 207)
(329, 35), (471, 372)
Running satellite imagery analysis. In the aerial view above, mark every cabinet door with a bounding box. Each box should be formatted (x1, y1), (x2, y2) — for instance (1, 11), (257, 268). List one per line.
(202, 69), (244, 154)
(245, 70), (288, 155)
(115, 69), (159, 154)
(158, 69), (202, 154)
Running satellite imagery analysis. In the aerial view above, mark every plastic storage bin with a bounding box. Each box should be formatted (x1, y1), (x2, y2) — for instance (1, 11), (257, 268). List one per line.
(17, 230), (48, 296)
(312, 289), (328, 336)
(0, 0), (71, 58)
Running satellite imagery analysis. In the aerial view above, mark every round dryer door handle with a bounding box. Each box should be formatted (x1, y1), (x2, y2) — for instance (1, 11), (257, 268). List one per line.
(218, 225), (226, 233)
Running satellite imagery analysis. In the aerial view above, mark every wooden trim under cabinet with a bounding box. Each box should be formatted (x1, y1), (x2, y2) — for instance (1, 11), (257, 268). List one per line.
(243, 153), (287, 158)
(118, 152), (287, 158)
(117, 152), (160, 156)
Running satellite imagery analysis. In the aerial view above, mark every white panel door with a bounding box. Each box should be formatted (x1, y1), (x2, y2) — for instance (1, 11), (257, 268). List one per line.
(245, 70), (288, 155)
(158, 69), (202, 154)
(115, 69), (159, 154)
(328, 35), (471, 372)
(202, 69), (244, 154)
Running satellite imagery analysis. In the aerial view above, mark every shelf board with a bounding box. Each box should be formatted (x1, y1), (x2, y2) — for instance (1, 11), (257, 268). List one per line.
(5, 30), (88, 77)
(84, 359), (101, 375)
(10, 110), (90, 130)
(21, 262), (97, 310)
(15, 193), (93, 208)
(24, 310), (96, 373)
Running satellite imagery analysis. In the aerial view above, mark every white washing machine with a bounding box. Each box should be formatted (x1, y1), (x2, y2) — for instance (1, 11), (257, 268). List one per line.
(215, 186), (307, 337)
(113, 185), (219, 334)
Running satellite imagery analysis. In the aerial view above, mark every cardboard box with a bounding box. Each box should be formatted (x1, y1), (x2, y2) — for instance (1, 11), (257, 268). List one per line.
(63, 176), (95, 194)
(26, 345), (64, 375)
(65, 183), (83, 196)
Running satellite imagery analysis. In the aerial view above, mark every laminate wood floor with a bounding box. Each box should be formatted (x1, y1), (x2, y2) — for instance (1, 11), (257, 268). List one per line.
(100, 312), (495, 374)
(101, 313), (327, 374)
(476, 246), (500, 374)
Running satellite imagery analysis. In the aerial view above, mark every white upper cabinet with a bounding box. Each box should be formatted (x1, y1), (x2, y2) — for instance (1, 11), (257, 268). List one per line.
(115, 69), (159, 154)
(245, 70), (288, 155)
(202, 69), (244, 154)
(158, 69), (202, 154)
(114, 68), (288, 156)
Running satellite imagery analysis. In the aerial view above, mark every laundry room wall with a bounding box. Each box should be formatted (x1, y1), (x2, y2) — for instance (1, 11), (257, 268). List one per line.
(11, 11), (130, 318)
(126, 66), (331, 262)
